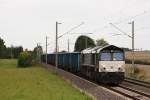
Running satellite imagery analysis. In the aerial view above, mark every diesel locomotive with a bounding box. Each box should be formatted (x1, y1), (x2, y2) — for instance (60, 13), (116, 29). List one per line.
(41, 45), (125, 84)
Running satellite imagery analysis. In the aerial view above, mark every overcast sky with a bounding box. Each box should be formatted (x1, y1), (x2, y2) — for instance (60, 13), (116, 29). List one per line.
(0, 0), (150, 52)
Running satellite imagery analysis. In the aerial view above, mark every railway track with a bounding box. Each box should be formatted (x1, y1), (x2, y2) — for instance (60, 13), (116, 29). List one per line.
(103, 78), (150, 100)
(43, 63), (150, 100)
(81, 77), (150, 99)
(75, 75), (150, 99)
(100, 79), (150, 100)
(124, 78), (150, 88)
(114, 78), (150, 100)
(119, 84), (150, 97)
(108, 85), (150, 100)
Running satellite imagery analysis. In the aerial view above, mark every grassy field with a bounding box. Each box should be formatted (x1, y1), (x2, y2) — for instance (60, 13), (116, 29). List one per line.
(125, 51), (150, 82)
(125, 51), (150, 64)
(125, 64), (150, 82)
(0, 59), (91, 100)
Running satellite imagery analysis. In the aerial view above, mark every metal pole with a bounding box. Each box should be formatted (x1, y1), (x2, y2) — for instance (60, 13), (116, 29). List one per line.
(11, 45), (13, 59)
(68, 39), (70, 52)
(46, 36), (48, 64)
(37, 43), (39, 63)
(38, 44), (41, 63)
(11, 45), (12, 59)
(132, 21), (135, 73)
(56, 22), (58, 68)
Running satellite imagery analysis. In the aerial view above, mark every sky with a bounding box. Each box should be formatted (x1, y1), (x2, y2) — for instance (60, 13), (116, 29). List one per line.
(0, 0), (150, 53)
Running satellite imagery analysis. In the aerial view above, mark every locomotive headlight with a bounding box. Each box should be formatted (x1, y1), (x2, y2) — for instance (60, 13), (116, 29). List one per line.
(101, 67), (106, 72)
(118, 67), (122, 71)
(100, 65), (106, 71)
(103, 67), (106, 70)
(118, 65), (125, 72)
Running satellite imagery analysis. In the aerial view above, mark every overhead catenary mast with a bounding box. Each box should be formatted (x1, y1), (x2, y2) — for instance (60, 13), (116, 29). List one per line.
(46, 36), (48, 64)
(110, 21), (135, 73)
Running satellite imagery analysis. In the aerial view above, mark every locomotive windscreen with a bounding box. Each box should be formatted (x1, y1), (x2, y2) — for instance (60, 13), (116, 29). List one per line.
(100, 50), (124, 61)
(100, 53), (111, 61)
(113, 52), (124, 61)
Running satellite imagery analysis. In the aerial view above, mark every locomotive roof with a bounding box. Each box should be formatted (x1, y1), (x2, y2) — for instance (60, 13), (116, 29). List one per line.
(47, 52), (80, 55)
(81, 45), (123, 53)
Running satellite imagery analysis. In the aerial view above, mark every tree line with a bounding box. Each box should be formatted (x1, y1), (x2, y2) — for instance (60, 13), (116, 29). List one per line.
(0, 37), (23, 59)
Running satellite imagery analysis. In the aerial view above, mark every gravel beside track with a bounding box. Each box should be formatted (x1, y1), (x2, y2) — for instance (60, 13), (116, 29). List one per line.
(43, 63), (129, 100)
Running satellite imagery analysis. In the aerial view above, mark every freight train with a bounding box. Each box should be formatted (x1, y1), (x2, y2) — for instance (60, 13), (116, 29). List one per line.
(41, 45), (125, 84)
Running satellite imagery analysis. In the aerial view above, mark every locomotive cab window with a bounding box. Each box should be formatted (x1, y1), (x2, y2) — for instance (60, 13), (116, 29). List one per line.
(113, 52), (124, 61)
(100, 50), (124, 61)
(100, 53), (111, 61)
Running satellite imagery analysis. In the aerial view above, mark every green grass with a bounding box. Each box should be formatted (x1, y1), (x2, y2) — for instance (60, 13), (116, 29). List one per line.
(0, 59), (91, 100)
(0, 59), (17, 69)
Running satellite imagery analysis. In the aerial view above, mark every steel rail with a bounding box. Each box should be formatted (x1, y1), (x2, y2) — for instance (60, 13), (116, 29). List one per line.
(125, 78), (150, 88)
(119, 84), (150, 98)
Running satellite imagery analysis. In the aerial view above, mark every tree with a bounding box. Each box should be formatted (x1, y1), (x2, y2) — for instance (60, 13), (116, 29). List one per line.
(0, 37), (6, 58)
(13, 46), (23, 58)
(0, 37), (24, 59)
(4, 46), (23, 59)
(32, 45), (43, 63)
(74, 35), (95, 52)
(96, 38), (109, 46)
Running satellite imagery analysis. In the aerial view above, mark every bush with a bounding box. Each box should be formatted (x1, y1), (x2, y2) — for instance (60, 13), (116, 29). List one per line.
(18, 51), (32, 67)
